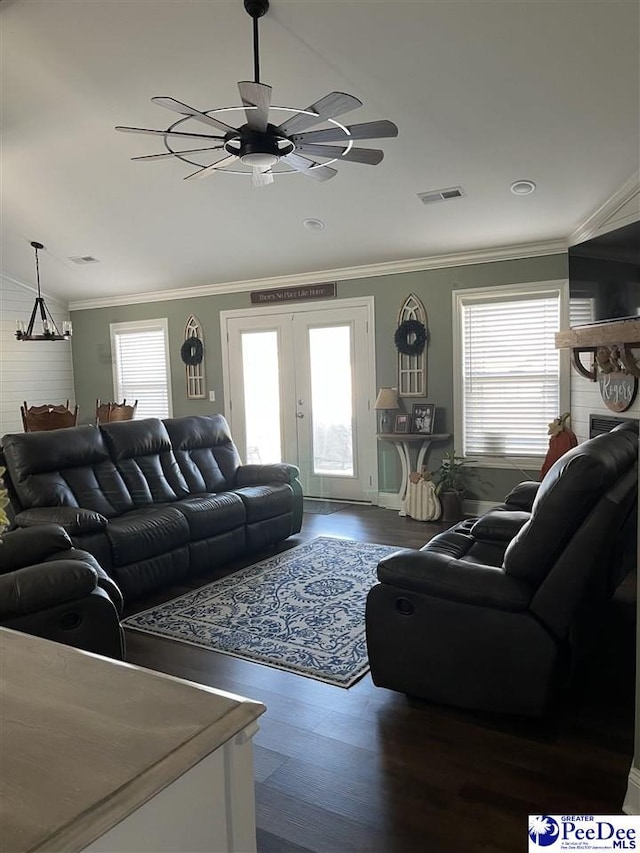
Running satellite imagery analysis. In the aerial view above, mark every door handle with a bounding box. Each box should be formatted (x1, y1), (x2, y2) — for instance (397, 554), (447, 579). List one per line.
(296, 412), (305, 418)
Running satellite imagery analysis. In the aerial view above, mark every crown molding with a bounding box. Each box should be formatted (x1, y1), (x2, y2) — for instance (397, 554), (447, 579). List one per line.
(568, 170), (640, 246)
(67, 238), (567, 311)
(0, 271), (68, 305)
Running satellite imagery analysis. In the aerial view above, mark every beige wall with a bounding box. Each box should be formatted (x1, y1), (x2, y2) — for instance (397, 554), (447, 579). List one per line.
(70, 252), (568, 500)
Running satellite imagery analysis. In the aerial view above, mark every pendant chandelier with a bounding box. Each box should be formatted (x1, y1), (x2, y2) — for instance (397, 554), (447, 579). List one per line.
(15, 242), (72, 342)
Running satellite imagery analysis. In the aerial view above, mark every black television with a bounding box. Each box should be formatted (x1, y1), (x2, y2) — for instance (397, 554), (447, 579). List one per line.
(568, 220), (640, 326)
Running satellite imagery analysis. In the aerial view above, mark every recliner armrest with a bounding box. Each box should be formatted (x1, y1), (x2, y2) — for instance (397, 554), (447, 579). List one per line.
(470, 510), (530, 542)
(0, 559), (98, 618)
(15, 507), (108, 535)
(236, 463), (301, 486)
(0, 525), (73, 574)
(376, 549), (533, 611)
(503, 481), (540, 511)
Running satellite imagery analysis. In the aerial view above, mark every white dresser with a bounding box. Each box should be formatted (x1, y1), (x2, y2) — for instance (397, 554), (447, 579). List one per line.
(0, 628), (265, 852)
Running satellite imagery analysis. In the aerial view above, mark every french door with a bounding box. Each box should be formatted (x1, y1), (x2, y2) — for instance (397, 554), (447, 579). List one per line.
(221, 298), (377, 501)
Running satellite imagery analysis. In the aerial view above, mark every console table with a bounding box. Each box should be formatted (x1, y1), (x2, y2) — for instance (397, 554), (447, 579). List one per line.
(0, 628), (265, 852)
(377, 433), (450, 515)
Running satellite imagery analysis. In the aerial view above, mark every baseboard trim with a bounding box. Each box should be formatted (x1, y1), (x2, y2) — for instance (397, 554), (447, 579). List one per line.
(623, 766), (640, 814)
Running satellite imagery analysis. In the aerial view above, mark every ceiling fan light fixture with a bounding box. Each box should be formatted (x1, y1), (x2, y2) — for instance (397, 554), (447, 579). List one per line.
(241, 151), (279, 168)
(116, 0), (398, 184)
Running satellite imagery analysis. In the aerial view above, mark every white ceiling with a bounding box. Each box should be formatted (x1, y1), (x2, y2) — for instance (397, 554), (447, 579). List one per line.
(2, 0), (639, 304)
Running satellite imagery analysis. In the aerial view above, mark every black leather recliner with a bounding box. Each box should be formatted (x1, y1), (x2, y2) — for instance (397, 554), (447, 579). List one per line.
(0, 525), (125, 658)
(365, 423), (638, 715)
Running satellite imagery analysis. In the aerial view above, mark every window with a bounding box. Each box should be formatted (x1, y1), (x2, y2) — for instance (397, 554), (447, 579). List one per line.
(453, 281), (568, 464)
(110, 319), (172, 419)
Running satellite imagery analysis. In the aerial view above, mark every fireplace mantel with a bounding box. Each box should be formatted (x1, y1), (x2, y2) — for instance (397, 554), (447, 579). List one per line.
(555, 317), (640, 381)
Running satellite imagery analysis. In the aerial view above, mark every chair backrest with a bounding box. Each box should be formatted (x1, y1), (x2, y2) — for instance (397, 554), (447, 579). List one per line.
(95, 399), (137, 424)
(21, 401), (78, 432)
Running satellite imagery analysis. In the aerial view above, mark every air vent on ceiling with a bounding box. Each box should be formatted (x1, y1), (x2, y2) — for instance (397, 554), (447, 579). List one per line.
(69, 256), (99, 265)
(417, 186), (466, 205)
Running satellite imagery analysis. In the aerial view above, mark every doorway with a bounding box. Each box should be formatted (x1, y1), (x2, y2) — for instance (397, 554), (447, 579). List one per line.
(221, 297), (377, 501)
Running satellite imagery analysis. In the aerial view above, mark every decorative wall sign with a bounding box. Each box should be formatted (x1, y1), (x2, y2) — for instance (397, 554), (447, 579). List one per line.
(250, 282), (336, 305)
(183, 315), (205, 399)
(598, 370), (638, 412)
(396, 294), (428, 397)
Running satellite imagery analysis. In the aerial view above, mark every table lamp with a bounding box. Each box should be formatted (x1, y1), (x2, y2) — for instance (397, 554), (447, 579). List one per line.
(374, 387), (400, 433)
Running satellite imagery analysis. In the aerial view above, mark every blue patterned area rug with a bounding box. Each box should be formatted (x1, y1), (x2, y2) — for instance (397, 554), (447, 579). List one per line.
(123, 537), (400, 687)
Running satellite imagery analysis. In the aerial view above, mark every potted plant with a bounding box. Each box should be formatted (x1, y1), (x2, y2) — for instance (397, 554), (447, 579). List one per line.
(433, 451), (476, 523)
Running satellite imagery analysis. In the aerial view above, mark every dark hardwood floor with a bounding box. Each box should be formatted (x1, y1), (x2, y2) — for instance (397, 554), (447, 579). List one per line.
(124, 505), (636, 853)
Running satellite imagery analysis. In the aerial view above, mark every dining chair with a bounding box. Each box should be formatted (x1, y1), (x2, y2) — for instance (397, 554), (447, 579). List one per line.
(21, 400), (79, 432)
(95, 399), (138, 424)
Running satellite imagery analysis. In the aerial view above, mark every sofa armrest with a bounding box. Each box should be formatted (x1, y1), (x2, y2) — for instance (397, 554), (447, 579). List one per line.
(469, 510), (531, 542)
(0, 525), (73, 574)
(0, 559), (98, 618)
(503, 481), (540, 511)
(46, 549), (124, 616)
(15, 507), (108, 535)
(376, 549), (533, 611)
(236, 463), (301, 487)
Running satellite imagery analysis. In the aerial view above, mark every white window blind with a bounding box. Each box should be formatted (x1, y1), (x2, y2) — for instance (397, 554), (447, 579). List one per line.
(111, 320), (172, 419)
(460, 292), (560, 458)
(569, 297), (595, 327)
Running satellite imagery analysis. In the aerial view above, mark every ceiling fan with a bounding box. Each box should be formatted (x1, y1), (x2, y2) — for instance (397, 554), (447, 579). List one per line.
(115, 0), (398, 187)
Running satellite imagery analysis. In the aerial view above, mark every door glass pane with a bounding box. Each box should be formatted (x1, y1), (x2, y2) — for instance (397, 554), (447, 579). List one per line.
(241, 331), (282, 463)
(308, 325), (354, 476)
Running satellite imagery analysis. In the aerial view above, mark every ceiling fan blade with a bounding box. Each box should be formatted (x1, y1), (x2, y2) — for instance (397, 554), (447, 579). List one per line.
(238, 81), (272, 132)
(294, 143), (384, 165)
(183, 154), (239, 180)
(281, 153), (337, 182)
(252, 167), (274, 188)
(151, 97), (237, 134)
(277, 92), (362, 136)
(131, 146), (225, 162)
(292, 120), (398, 145)
(116, 126), (226, 142)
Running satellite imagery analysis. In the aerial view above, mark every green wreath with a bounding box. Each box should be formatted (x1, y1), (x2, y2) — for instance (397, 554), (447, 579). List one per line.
(394, 320), (428, 356)
(180, 336), (204, 366)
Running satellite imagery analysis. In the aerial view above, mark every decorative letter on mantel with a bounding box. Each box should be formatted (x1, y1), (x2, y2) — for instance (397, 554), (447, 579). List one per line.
(395, 294), (428, 397)
(555, 318), (640, 412)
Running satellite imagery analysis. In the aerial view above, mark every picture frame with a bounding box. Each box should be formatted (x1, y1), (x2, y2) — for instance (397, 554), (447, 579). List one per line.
(411, 403), (435, 435)
(394, 413), (410, 434)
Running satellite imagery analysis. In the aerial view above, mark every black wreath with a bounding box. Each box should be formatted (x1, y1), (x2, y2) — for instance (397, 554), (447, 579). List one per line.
(180, 336), (204, 366)
(394, 320), (428, 356)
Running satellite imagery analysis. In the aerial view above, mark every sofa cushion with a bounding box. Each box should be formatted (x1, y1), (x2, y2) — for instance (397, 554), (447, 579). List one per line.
(233, 484), (293, 523)
(1, 426), (133, 516)
(100, 419), (189, 505)
(105, 505), (189, 567)
(174, 492), (246, 540)
(163, 415), (242, 493)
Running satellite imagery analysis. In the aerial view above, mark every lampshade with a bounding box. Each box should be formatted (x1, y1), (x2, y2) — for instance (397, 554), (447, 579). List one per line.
(374, 387), (399, 410)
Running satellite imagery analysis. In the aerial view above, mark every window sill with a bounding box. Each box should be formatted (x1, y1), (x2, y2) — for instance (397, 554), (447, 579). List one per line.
(463, 456), (542, 474)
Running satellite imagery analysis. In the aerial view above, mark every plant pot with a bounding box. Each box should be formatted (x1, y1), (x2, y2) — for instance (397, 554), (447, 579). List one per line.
(440, 489), (464, 523)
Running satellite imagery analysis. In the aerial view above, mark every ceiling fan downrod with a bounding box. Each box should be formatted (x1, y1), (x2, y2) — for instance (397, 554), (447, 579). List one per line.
(244, 0), (269, 84)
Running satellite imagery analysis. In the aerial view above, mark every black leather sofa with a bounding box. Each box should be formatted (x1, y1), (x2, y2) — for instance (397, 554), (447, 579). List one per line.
(365, 422), (638, 715)
(0, 525), (125, 658)
(1, 414), (303, 602)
